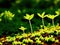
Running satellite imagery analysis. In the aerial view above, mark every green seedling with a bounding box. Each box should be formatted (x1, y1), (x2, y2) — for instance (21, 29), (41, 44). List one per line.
(19, 26), (27, 33)
(46, 11), (59, 27)
(24, 14), (34, 33)
(37, 12), (46, 28)
(4, 11), (15, 20)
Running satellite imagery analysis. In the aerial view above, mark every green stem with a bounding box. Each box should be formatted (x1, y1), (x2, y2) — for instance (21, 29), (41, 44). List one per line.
(29, 20), (33, 33)
(52, 19), (55, 30)
(23, 30), (25, 34)
(42, 18), (44, 28)
(52, 19), (54, 26)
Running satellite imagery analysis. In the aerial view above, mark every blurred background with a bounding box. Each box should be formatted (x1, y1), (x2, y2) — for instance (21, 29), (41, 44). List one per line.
(0, 0), (60, 36)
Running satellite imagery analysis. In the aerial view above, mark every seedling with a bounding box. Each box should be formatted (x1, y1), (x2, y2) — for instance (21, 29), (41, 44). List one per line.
(37, 12), (46, 28)
(4, 11), (15, 20)
(46, 12), (59, 27)
(19, 26), (27, 33)
(24, 14), (34, 33)
(46, 14), (59, 31)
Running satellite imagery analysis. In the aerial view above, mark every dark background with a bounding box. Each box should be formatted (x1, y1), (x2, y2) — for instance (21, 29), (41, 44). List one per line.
(0, 0), (60, 36)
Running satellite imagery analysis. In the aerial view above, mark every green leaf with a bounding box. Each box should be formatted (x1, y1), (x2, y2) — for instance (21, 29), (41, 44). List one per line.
(29, 14), (34, 20)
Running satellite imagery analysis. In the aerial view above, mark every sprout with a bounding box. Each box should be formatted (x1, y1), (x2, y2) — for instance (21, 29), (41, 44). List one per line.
(0, 11), (15, 21)
(4, 11), (15, 20)
(37, 12), (46, 28)
(19, 26), (27, 33)
(46, 14), (59, 27)
(24, 14), (34, 21)
(24, 14), (34, 33)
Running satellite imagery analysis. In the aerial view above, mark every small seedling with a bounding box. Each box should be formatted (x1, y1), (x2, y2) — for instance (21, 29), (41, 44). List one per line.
(37, 12), (46, 28)
(19, 26), (27, 33)
(46, 14), (59, 28)
(24, 14), (34, 33)
(4, 11), (15, 20)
